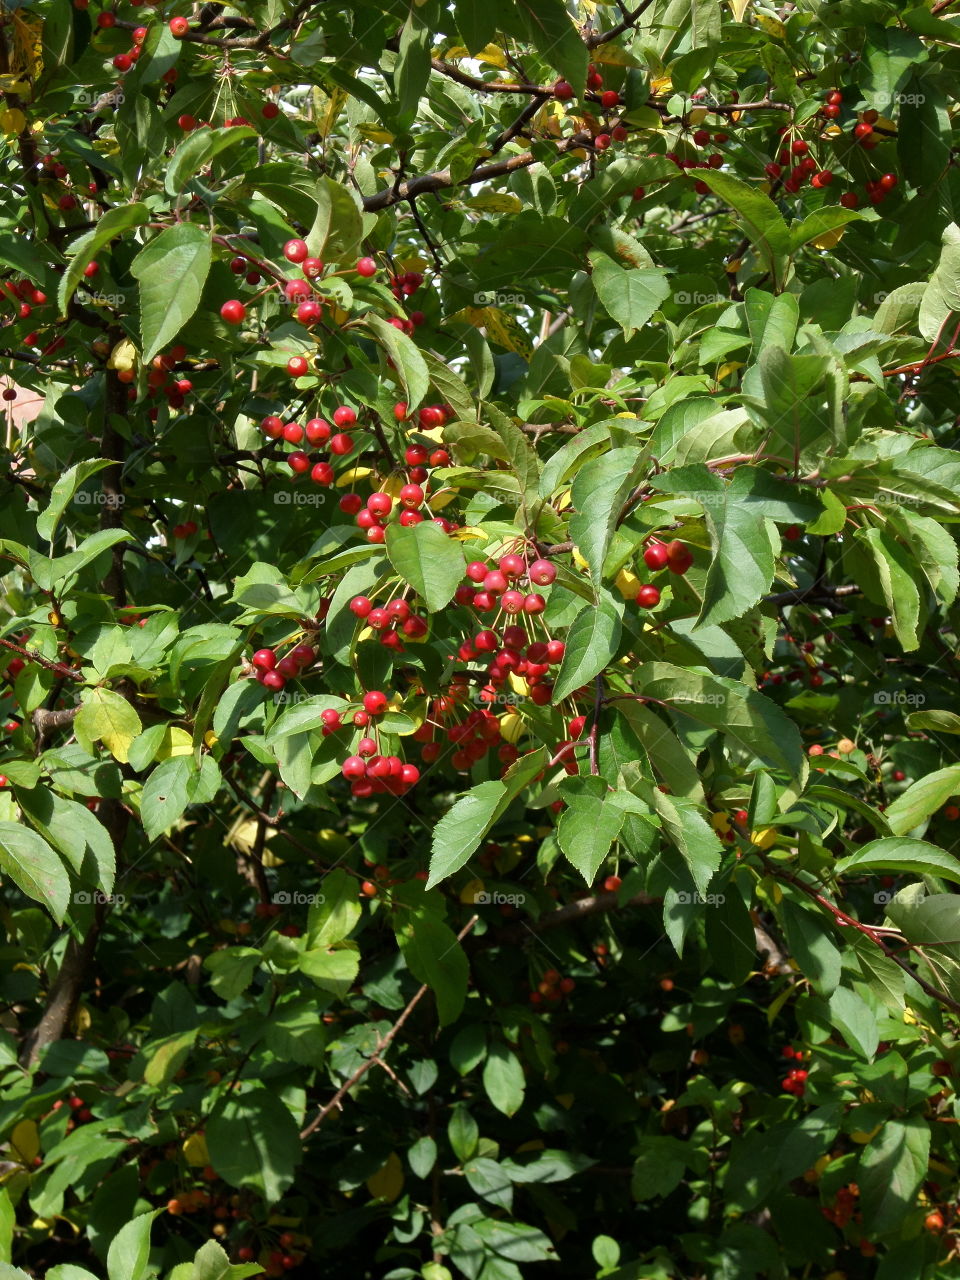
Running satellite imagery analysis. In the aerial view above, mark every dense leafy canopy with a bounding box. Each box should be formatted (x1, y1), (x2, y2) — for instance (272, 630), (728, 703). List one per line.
(1, 0), (960, 1278)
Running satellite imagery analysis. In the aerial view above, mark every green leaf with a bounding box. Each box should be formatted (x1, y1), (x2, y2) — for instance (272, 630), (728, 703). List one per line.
(36, 459), (117, 544)
(75, 687), (142, 765)
(204, 947), (262, 1000)
(780, 898), (841, 995)
(26, 528), (130, 592)
(448, 1104), (479, 1162)
(143, 1028), (199, 1086)
(58, 204), (149, 315)
(206, 1089), (302, 1205)
(588, 251), (671, 338)
(366, 312), (430, 410)
(835, 837), (960, 883)
(17, 788), (116, 895)
(482, 1042), (525, 1117)
(883, 765), (960, 836)
(569, 447), (644, 581)
(906, 709), (960, 734)
(827, 986), (879, 1060)
(397, 908), (469, 1026)
(650, 788), (723, 897)
(140, 755), (215, 839)
(0, 822), (70, 923)
(165, 126), (256, 195)
(396, 8), (431, 121)
(385, 520), (465, 613)
(858, 1117), (930, 1232)
(298, 945), (360, 996)
(858, 528), (921, 651)
(551, 594), (622, 703)
(788, 206), (868, 254)
(486, 404), (541, 504)
(106, 1210), (161, 1280)
(427, 780), (509, 888)
(190, 1240), (262, 1280)
(631, 1136), (688, 1201)
(695, 171), (790, 281)
(501, 0), (588, 89)
(633, 662), (806, 780)
(860, 24), (925, 117)
(131, 224), (213, 363)
(306, 869), (361, 946)
(408, 1135), (438, 1179)
(556, 776), (626, 884)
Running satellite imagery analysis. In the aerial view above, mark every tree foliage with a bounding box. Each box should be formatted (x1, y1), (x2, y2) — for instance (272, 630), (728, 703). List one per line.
(1, 0), (960, 1276)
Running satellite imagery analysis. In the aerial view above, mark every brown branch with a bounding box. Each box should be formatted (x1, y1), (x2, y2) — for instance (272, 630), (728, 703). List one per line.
(587, 0), (657, 47)
(0, 636), (83, 681)
(763, 583), (861, 609)
(300, 915), (479, 1139)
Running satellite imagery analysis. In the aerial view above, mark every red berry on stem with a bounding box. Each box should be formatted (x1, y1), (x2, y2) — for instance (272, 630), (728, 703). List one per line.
(356, 257), (377, 277)
(283, 238), (308, 263)
(169, 15), (190, 37)
(220, 300), (245, 325)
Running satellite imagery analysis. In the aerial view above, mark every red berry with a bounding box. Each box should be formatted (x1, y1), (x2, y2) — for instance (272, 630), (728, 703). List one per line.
(310, 462), (334, 485)
(636, 584), (661, 608)
(643, 542), (669, 571)
(853, 121), (874, 140)
(429, 449), (450, 467)
(169, 15), (189, 37)
(283, 238), (308, 263)
(261, 415), (284, 438)
(826, 90), (842, 105)
(252, 649), (276, 671)
(879, 172), (898, 191)
(367, 492), (392, 517)
(356, 257), (377, 277)
(329, 433), (353, 455)
(220, 300), (245, 325)
(363, 690), (388, 715)
(528, 558), (556, 586)
(113, 53), (132, 72)
(820, 103), (840, 119)
(97, 11), (116, 27)
(339, 493), (363, 515)
(349, 596), (373, 618)
(305, 418), (330, 445)
(287, 356), (309, 377)
(400, 484), (423, 508)
(332, 405), (357, 427)
(601, 90), (620, 109)
(791, 139), (808, 155)
(665, 541), (693, 575)
(287, 451), (310, 474)
(692, 128), (710, 146)
(554, 80), (574, 100)
(342, 756), (366, 779)
(839, 192), (859, 209)
(262, 102), (280, 119)
(282, 422), (303, 443)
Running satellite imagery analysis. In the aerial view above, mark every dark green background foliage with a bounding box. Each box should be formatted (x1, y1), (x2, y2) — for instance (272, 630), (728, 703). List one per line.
(1, 0), (960, 1277)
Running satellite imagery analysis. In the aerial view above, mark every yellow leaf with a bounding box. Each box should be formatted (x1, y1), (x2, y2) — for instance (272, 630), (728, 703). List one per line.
(755, 14), (786, 37)
(499, 712), (523, 743)
(463, 193), (522, 213)
(592, 44), (639, 67)
(572, 548), (588, 571)
(261, 848), (285, 868)
(475, 44), (507, 68)
(73, 1005), (91, 1032)
(729, 0), (752, 18)
(11, 13), (43, 93)
(850, 1125), (881, 1144)
(711, 811), (731, 832)
(460, 877), (485, 904)
(810, 227), (845, 250)
(107, 339), (138, 372)
(688, 107), (709, 126)
(319, 86), (348, 140)
(615, 567), (643, 600)
(751, 827), (778, 849)
(508, 674), (530, 700)
(156, 726), (194, 759)
(182, 1132), (209, 1167)
(650, 75), (672, 95)
(395, 255), (430, 273)
(379, 472), (406, 499)
(355, 123), (395, 144)
(11, 1120), (39, 1165)
(0, 106), (26, 135)
(204, 730), (218, 748)
(450, 526), (487, 542)
(366, 1152), (404, 1202)
(716, 361), (745, 380)
(336, 465), (373, 489)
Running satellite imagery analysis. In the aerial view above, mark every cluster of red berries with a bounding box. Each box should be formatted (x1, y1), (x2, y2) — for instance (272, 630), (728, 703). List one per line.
(529, 968), (576, 1007)
(781, 1045), (809, 1095)
(821, 1181), (860, 1227)
(236, 1235), (305, 1276)
(251, 642), (316, 692)
(663, 130), (729, 193)
(51, 1094), (95, 1126)
(260, 406), (355, 485)
(114, 344), (193, 419)
(632, 538), (693, 608)
(349, 594), (429, 650)
(171, 519), (198, 539)
(389, 270), (424, 300)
